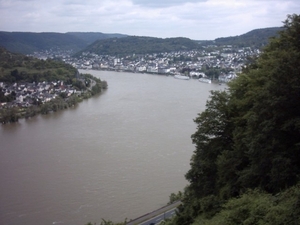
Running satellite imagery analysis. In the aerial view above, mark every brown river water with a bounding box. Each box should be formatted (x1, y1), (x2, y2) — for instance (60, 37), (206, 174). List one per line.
(0, 70), (225, 225)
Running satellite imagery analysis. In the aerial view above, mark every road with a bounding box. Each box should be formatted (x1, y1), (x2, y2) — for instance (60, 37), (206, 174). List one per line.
(126, 201), (181, 225)
(138, 208), (177, 225)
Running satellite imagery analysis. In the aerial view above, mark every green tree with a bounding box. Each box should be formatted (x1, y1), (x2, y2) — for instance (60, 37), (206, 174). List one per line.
(0, 107), (19, 123)
(174, 14), (300, 224)
(228, 14), (300, 193)
(175, 90), (233, 224)
(185, 90), (233, 199)
(59, 92), (68, 99)
(169, 191), (183, 204)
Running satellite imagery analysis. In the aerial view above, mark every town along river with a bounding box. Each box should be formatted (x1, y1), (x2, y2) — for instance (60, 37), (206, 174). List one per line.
(0, 70), (225, 225)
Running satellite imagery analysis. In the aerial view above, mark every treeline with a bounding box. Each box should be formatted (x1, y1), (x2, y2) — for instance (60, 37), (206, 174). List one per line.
(160, 14), (300, 225)
(75, 36), (202, 57)
(0, 97), (71, 123)
(0, 31), (127, 54)
(77, 28), (283, 57)
(0, 32), (86, 54)
(0, 47), (78, 83)
(0, 28), (282, 57)
(67, 32), (127, 46)
(214, 27), (283, 48)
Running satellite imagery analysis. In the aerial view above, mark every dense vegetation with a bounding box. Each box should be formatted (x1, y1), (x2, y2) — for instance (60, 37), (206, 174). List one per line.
(162, 14), (300, 225)
(0, 32), (127, 54)
(0, 32), (86, 54)
(76, 27), (282, 56)
(67, 32), (127, 46)
(191, 185), (300, 225)
(0, 46), (78, 83)
(75, 36), (202, 56)
(214, 27), (283, 48)
(0, 28), (281, 56)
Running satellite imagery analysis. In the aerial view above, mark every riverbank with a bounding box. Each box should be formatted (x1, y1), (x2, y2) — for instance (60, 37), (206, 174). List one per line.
(0, 73), (107, 124)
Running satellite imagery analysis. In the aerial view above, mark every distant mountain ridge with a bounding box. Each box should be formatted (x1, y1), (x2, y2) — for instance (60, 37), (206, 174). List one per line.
(77, 27), (283, 56)
(0, 32), (127, 54)
(0, 32), (84, 54)
(66, 32), (127, 46)
(0, 27), (283, 55)
(75, 36), (201, 56)
(214, 27), (283, 47)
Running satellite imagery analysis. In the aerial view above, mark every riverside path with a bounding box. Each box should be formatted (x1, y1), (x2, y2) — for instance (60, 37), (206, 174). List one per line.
(126, 201), (181, 225)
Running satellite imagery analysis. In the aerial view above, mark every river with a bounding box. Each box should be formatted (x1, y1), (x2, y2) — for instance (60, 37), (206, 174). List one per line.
(0, 70), (225, 225)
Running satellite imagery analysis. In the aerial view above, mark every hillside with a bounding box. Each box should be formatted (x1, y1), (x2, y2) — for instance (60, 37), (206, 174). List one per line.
(75, 36), (201, 56)
(76, 27), (282, 56)
(214, 27), (283, 48)
(66, 32), (127, 46)
(0, 46), (77, 83)
(0, 32), (86, 54)
(0, 27), (282, 56)
(0, 32), (127, 54)
(191, 185), (300, 225)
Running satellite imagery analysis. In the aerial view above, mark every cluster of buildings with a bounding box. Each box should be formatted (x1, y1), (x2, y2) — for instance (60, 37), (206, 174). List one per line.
(0, 81), (79, 108)
(30, 45), (260, 83)
(2, 45), (261, 109)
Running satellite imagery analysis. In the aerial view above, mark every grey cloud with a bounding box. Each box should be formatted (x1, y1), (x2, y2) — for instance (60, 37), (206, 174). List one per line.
(0, 0), (299, 40)
(131, 0), (207, 8)
(62, 0), (97, 5)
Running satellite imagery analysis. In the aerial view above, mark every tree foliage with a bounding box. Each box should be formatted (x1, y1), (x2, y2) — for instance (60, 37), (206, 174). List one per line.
(191, 184), (300, 225)
(169, 191), (183, 204)
(173, 14), (300, 224)
(214, 27), (283, 48)
(0, 47), (78, 83)
(0, 31), (128, 54)
(85, 218), (127, 225)
(76, 36), (202, 56)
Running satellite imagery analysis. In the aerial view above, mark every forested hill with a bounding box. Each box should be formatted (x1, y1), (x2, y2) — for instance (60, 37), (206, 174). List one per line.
(0, 46), (77, 83)
(66, 32), (127, 46)
(0, 32), (127, 54)
(75, 27), (282, 56)
(0, 27), (281, 56)
(0, 32), (86, 54)
(75, 36), (201, 56)
(214, 27), (283, 48)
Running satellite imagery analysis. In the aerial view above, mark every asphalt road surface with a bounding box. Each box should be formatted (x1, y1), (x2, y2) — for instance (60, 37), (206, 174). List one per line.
(126, 201), (181, 225)
(139, 208), (177, 225)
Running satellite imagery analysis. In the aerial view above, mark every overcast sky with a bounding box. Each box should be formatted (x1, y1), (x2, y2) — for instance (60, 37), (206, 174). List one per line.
(0, 0), (299, 40)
